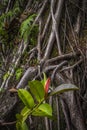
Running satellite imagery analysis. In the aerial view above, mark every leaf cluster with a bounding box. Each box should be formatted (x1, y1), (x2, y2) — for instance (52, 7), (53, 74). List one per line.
(16, 73), (79, 130)
(0, 7), (20, 44)
(19, 14), (38, 42)
(15, 68), (23, 81)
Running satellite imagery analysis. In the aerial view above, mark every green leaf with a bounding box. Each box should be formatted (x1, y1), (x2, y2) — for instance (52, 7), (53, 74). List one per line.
(16, 114), (23, 122)
(41, 73), (47, 86)
(32, 109), (52, 118)
(38, 103), (52, 117)
(31, 103), (52, 118)
(16, 122), (22, 130)
(41, 73), (47, 87)
(21, 107), (30, 122)
(50, 84), (79, 96)
(18, 89), (34, 109)
(21, 106), (30, 116)
(16, 107), (30, 123)
(15, 68), (23, 80)
(20, 14), (37, 42)
(32, 109), (46, 117)
(29, 80), (45, 102)
(3, 72), (12, 80)
(41, 79), (44, 87)
(16, 122), (28, 130)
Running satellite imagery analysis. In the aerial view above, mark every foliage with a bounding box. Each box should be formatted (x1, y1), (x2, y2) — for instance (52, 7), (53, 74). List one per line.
(0, 7), (20, 44)
(15, 68), (23, 81)
(18, 89), (34, 109)
(16, 73), (78, 130)
(50, 84), (79, 96)
(30, 25), (39, 47)
(0, 7), (20, 29)
(3, 71), (12, 80)
(19, 14), (38, 42)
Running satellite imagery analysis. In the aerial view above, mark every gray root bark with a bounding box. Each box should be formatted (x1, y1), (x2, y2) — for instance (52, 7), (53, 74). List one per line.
(42, 0), (64, 61)
(61, 92), (86, 130)
(0, 0), (86, 130)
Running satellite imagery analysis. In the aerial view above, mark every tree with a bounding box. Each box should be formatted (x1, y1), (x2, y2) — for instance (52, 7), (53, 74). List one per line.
(0, 0), (87, 130)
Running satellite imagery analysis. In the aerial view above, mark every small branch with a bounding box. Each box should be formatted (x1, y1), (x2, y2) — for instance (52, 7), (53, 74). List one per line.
(44, 60), (67, 73)
(34, 61), (67, 80)
(25, 0), (33, 10)
(61, 59), (83, 72)
(49, 96), (53, 130)
(56, 96), (60, 130)
(16, 67), (37, 89)
(5, 0), (11, 13)
(44, 117), (49, 130)
(37, 18), (42, 61)
(1, 41), (28, 89)
(33, 0), (48, 24)
(66, 4), (78, 47)
(60, 98), (72, 130)
(51, 0), (62, 55)
(28, 47), (37, 55)
(51, 61), (68, 84)
(0, 121), (16, 126)
(74, 0), (86, 34)
(68, 0), (87, 13)
(42, 0), (64, 61)
(63, 9), (67, 53)
(55, 72), (67, 86)
(28, 48), (37, 64)
(46, 52), (80, 64)
(41, 13), (51, 40)
(62, 26), (75, 54)
(74, 11), (82, 35)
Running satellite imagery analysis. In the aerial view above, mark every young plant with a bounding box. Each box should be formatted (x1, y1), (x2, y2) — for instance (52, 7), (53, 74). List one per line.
(16, 73), (78, 130)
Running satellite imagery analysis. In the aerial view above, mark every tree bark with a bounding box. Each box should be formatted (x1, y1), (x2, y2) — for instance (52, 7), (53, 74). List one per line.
(0, 0), (87, 129)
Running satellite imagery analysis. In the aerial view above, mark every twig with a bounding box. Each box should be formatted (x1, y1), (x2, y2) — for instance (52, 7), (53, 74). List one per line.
(61, 59), (83, 72)
(25, 0), (33, 10)
(41, 13), (51, 40)
(55, 72), (66, 84)
(46, 52), (80, 64)
(44, 60), (67, 73)
(60, 98), (72, 130)
(51, 61), (68, 84)
(74, 0), (86, 34)
(51, 0), (62, 55)
(16, 67), (37, 89)
(28, 47), (37, 55)
(63, 9), (67, 53)
(33, 0), (48, 24)
(34, 61), (67, 80)
(0, 121), (16, 126)
(44, 117), (49, 130)
(56, 96), (60, 130)
(74, 11), (82, 35)
(1, 40), (28, 89)
(5, 0), (11, 13)
(49, 96), (53, 130)
(66, 4), (78, 47)
(69, 0), (87, 14)
(42, 0), (64, 61)
(78, 92), (87, 103)
(37, 18), (42, 61)
(62, 27), (75, 54)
